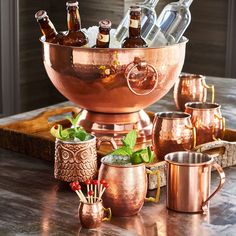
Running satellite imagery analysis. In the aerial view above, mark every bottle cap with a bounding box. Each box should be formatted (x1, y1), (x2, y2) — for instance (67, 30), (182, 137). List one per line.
(35, 10), (47, 20)
(66, 1), (79, 7)
(130, 6), (141, 12)
(99, 20), (112, 29)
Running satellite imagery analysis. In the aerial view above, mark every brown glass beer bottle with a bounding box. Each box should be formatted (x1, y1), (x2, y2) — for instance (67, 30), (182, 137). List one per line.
(35, 10), (61, 44)
(62, 1), (88, 47)
(95, 20), (112, 48)
(122, 6), (148, 48)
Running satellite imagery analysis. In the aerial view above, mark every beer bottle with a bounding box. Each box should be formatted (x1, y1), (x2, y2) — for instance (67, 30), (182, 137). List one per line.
(122, 6), (148, 48)
(62, 1), (88, 47)
(95, 20), (112, 48)
(35, 10), (61, 44)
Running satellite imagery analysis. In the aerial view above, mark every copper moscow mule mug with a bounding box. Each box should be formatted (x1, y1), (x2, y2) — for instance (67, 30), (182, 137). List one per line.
(98, 161), (160, 217)
(78, 199), (111, 229)
(165, 151), (225, 213)
(174, 74), (215, 111)
(152, 112), (196, 161)
(54, 136), (117, 182)
(185, 102), (225, 146)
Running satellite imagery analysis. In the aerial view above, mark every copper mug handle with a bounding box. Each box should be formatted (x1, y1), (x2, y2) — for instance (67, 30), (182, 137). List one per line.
(201, 79), (215, 103)
(213, 114), (226, 141)
(145, 169), (161, 203)
(96, 136), (118, 150)
(185, 125), (197, 149)
(102, 207), (112, 222)
(202, 162), (225, 212)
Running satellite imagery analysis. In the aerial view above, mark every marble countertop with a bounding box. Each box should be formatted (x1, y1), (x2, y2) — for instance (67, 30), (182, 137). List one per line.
(0, 76), (236, 235)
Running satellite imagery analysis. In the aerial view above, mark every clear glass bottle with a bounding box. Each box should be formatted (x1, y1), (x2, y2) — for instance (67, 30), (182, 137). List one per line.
(62, 1), (88, 47)
(122, 6), (148, 48)
(148, 0), (193, 47)
(115, 0), (159, 43)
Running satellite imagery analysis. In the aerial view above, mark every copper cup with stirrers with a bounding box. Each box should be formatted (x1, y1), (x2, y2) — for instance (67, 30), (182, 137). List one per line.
(173, 74), (215, 111)
(185, 102), (225, 146)
(152, 112), (196, 161)
(70, 180), (111, 229)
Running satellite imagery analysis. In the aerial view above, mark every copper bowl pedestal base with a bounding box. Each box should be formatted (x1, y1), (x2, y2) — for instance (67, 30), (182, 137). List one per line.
(77, 109), (152, 145)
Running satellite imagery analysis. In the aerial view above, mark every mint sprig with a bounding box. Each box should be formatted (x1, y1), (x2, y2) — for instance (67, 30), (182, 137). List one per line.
(111, 130), (154, 164)
(50, 113), (91, 142)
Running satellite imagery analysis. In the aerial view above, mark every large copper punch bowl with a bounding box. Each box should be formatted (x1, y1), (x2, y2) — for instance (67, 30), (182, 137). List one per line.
(41, 37), (188, 141)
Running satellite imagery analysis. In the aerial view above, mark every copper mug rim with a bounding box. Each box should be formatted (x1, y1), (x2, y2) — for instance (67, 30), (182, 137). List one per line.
(165, 151), (214, 167)
(179, 73), (205, 80)
(79, 198), (103, 206)
(55, 134), (96, 144)
(185, 102), (221, 111)
(100, 158), (145, 169)
(155, 111), (191, 120)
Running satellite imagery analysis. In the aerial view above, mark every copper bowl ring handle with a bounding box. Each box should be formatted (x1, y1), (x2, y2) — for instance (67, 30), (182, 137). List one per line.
(125, 62), (158, 96)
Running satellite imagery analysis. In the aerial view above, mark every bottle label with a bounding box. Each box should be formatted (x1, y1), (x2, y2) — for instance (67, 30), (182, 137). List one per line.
(130, 19), (140, 29)
(97, 33), (109, 43)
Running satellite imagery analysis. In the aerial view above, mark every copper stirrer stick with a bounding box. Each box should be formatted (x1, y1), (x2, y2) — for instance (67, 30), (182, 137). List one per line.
(93, 180), (98, 202)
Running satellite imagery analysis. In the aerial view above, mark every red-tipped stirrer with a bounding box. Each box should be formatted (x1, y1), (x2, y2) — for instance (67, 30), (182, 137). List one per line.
(98, 181), (109, 201)
(93, 180), (99, 202)
(70, 181), (87, 203)
(88, 190), (94, 204)
(85, 179), (92, 203)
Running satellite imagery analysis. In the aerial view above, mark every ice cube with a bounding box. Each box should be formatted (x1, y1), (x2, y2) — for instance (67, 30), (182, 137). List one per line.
(101, 155), (131, 166)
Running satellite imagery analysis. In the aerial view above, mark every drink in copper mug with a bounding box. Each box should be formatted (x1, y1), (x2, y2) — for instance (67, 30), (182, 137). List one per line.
(173, 74), (215, 111)
(165, 151), (225, 213)
(185, 102), (225, 146)
(152, 112), (196, 161)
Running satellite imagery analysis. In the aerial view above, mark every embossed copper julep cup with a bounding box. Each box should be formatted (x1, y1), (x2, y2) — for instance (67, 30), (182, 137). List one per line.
(98, 161), (160, 217)
(78, 199), (111, 229)
(152, 112), (196, 161)
(185, 102), (225, 146)
(174, 74), (215, 111)
(165, 151), (225, 213)
(54, 135), (117, 182)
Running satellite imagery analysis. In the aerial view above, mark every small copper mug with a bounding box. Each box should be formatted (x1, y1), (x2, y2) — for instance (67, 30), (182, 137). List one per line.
(54, 136), (117, 182)
(78, 199), (111, 229)
(152, 112), (196, 161)
(185, 102), (225, 146)
(173, 74), (215, 111)
(98, 161), (160, 217)
(165, 151), (225, 213)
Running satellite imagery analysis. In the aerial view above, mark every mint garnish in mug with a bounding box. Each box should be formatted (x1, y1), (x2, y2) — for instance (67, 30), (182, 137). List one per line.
(111, 130), (155, 164)
(50, 114), (91, 141)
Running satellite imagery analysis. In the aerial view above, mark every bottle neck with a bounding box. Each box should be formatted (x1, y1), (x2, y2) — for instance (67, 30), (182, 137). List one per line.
(141, 0), (159, 8)
(67, 7), (81, 31)
(38, 17), (57, 38)
(129, 13), (141, 38)
(179, 0), (193, 7)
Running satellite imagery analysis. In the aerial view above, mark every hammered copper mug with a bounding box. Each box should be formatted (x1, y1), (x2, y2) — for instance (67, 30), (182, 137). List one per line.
(185, 102), (225, 146)
(165, 151), (225, 213)
(78, 199), (111, 229)
(98, 161), (160, 217)
(174, 74), (215, 111)
(152, 112), (196, 161)
(54, 136), (117, 182)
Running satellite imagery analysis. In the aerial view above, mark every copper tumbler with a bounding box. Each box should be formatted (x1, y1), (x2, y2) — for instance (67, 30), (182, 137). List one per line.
(54, 136), (117, 182)
(78, 199), (111, 229)
(165, 151), (225, 213)
(152, 112), (196, 161)
(173, 74), (215, 111)
(185, 102), (225, 146)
